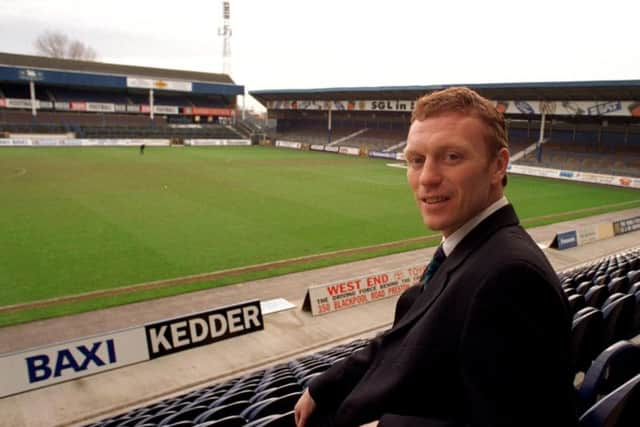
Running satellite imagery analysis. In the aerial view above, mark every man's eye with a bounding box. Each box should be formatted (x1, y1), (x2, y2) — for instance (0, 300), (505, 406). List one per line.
(407, 157), (424, 167)
(446, 153), (461, 162)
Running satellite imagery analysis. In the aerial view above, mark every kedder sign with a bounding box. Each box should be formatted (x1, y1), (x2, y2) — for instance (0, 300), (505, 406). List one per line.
(145, 300), (264, 359)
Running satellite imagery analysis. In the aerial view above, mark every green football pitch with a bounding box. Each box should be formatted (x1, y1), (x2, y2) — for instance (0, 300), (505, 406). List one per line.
(1, 146), (639, 325)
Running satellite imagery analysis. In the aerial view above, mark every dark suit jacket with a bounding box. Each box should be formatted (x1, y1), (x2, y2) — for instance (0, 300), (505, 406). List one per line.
(308, 205), (578, 427)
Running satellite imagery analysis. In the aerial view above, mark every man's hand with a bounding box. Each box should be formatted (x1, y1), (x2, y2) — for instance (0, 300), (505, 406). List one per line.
(360, 421), (379, 427)
(294, 388), (317, 427)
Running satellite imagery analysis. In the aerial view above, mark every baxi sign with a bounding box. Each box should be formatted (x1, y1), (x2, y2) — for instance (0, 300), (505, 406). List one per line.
(0, 328), (148, 397)
(0, 300), (264, 398)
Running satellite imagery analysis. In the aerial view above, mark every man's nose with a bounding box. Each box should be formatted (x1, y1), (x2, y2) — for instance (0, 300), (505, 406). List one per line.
(418, 158), (442, 186)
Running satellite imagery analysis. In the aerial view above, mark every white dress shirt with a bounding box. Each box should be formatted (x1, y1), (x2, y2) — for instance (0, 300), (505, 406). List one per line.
(441, 196), (510, 257)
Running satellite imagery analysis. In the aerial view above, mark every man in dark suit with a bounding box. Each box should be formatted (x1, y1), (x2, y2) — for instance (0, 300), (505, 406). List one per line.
(294, 87), (578, 427)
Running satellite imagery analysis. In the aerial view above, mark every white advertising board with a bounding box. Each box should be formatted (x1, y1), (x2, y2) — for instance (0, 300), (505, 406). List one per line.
(275, 141), (302, 149)
(507, 164), (640, 189)
(303, 265), (424, 316)
(0, 328), (148, 397)
(184, 139), (251, 146)
(126, 77), (193, 92)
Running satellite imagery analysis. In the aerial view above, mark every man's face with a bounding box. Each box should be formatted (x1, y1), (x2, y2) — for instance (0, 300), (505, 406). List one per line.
(405, 112), (507, 237)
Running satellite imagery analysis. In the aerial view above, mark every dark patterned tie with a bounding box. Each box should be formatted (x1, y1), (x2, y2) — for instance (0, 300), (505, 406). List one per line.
(421, 245), (446, 289)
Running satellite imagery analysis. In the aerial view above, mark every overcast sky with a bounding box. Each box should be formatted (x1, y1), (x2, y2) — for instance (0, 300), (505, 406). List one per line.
(2, 0), (639, 110)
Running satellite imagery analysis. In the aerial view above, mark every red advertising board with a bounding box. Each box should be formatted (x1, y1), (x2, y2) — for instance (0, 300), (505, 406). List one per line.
(70, 102), (87, 111)
(183, 107), (234, 116)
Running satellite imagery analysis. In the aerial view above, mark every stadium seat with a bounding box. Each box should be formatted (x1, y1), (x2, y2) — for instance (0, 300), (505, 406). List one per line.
(193, 401), (251, 424)
(212, 391), (255, 408)
(607, 268), (626, 280)
(299, 372), (322, 387)
(577, 341), (640, 414)
(630, 282), (640, 295)
(601, 294), (636, 344)
(577, 281), (593, 295)
(628, 270), (640, 285)
(165, 421), (195, 427)
(592, 274), (609, 287)
(136, 410), (179, 425)
(159, 405), (209, 426)
(193, 394), (226, 409)
(585, 285), (609, 308)
(250, 384), (302, 404)
(254, 376), (298, 394)
(244, 411), (295, 427)
(571, 308), (605, 373)
(608, 276), (630, 294)
(240, 392), (301, 421)
(633, 291), (640, 334)
(568, 294), (587, 314)
(579, 373), (640, 427)
(194, 415), (247, 427)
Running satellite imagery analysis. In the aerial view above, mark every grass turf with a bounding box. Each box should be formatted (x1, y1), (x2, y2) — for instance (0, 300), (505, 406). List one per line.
(1, 146), (639, 325)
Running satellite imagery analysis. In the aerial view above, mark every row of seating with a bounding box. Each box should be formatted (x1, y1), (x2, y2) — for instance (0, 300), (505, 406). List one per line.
(84, 340), (367, 427)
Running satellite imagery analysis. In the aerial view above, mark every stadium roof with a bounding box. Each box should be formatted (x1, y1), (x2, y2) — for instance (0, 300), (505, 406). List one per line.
(251, 80), (640, 104)
(0, 52), (244, 96)
(0, 52), (235, 84)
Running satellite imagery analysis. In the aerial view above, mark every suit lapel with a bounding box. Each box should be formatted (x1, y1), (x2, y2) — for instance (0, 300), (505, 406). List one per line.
(388, 205), (520, 334)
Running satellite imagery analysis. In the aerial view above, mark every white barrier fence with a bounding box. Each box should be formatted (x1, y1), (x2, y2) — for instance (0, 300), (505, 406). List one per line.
(0, 138), (252, 147)
(0, 300), (264, 398)
(184, 139), (251, 146)
(0, 138), (171, 147)
(507, 164), (640, 189)
(551, 215), (640, 250)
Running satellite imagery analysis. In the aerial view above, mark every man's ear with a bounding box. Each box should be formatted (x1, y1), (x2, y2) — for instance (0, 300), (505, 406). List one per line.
(493, 147), (509, 185)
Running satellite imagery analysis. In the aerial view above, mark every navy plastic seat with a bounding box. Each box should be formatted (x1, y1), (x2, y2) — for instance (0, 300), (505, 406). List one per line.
(192, 394), (226, 409)
(585, 285), (608, 308)
(608, 276), (630, 294)
(255, 376), (297, 394)
(195, 415), (247, 427)
(577, 341), (640, 414)
(193, 401), (251, 424)
(568, 293), (586, 314)
(212, 391), (255, 408)
(608, 268), (626, 279)
(159, 405), (209, 426)
(633, 291), (640, 334)
(576, 281), (592, 294)
(240, 392), (301, 421)
(602, 294), (636, 345)
(592, 274), (609, 287)
(243, 411), (295, 427)
(299, 372), (322, 388)
(165, 421), (195, 427)
(136, 410), (179, 426)
(579, 373), (640, 427)
(627, 270), (640, 285)
(250, 384), (302, 404)
(571, 308), (605, 373)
